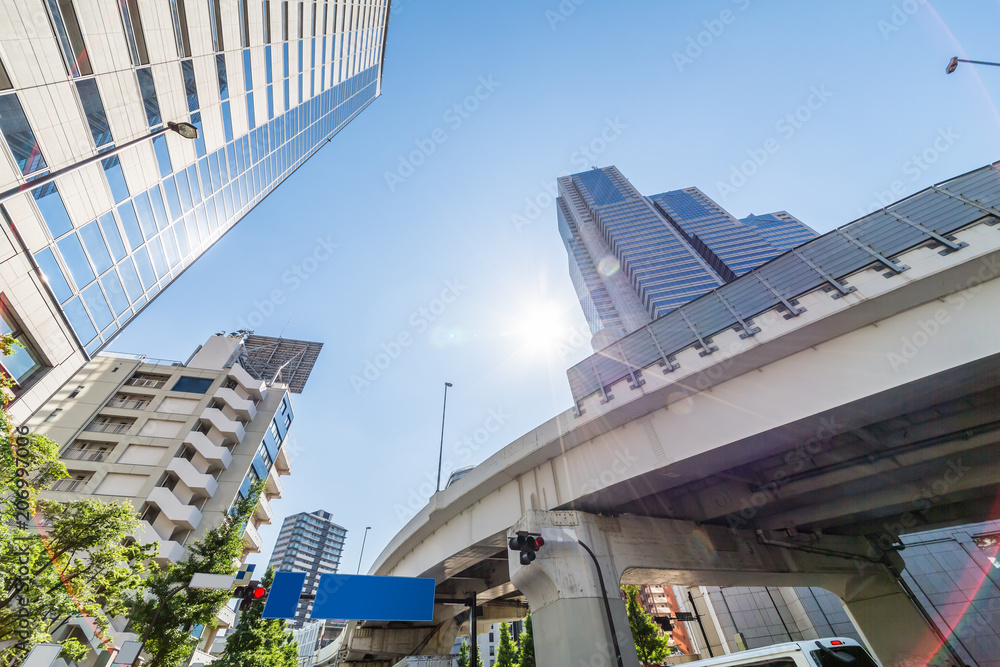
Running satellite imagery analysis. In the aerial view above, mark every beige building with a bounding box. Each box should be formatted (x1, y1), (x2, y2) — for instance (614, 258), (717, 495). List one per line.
(27, 334), (317, 664)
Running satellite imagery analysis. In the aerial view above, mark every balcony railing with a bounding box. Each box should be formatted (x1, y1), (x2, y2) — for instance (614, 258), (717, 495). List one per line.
(84, 421), (131, 434)
(125, 377), (167, 389)
(62, 448), (110, 462)
(51, 478), (88, 492)
(107, 396), (151, 410)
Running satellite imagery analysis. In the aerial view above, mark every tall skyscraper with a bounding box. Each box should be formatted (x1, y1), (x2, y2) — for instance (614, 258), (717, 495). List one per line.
(269, 509), (347, 627)
(557, 166), (817, 350)
(0, 0), (389, 423)
(27, 333), (321, 659)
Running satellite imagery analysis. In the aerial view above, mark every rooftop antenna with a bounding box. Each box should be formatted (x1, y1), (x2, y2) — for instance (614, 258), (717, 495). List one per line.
(278, 313), (294, 339)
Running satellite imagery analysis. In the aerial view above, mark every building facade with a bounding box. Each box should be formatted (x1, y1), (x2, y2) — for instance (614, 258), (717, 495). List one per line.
(0, 0), (388, 423)
(557, 166), (817, 350)
(269, 509), (347, 627)
(26, 333), (317, 661)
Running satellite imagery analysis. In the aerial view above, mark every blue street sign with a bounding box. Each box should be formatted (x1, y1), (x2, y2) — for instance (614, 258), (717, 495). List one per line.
(311, 574), (435, 622)
(262, 571), (306, 619)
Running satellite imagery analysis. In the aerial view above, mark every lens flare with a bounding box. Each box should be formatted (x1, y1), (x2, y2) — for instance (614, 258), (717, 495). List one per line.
(597, 257), (620, 277)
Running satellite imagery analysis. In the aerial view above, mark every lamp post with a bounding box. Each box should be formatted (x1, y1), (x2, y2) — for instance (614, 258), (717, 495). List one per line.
(0, 121), (199, 205)
(356, 526), (372, 575)
(436, 382), (453, 492)
(946, 56), (1000, 74)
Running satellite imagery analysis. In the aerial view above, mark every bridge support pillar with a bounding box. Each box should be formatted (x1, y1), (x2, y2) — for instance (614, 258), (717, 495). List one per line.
(509, 511), (641, 667)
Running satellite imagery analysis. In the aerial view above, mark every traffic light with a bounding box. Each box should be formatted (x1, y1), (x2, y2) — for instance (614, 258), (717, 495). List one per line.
(234, 581), (268, 611)
(653, 616), (673, 632)
(507, 531), (544, 565)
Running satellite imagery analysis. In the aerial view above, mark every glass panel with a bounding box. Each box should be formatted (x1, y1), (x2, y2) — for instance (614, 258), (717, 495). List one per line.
(221, 101), (233, 142)
(175, 171), (193, 212)
(163, 176), (183, 221)
(173, 222), (191, 258)
(44, 0), (93, 77)
(101, 270), (130, 316)
(56, 233), (95, 288)
(168, 0), (192, 57)
(132, 248), (155, 289)
(184, 213), (200, 248)
(136, 67), (161, 127)
(216, 54), (229, 101)
(209, 0), (224, 51)
(103, 155), (130, 203)
(246, 92), (256, 130)
(0, 93), (47, 176)
(79, 220), (112, 274)
(63, 296), (97, 343)
(198, 157), (212, 197)
(191, 111), (206, 157)
(82, 283), (113, 330)
(75, 79), (113, 148)
(33, 247), (73, 303)
(181, 59), (199, 111)
(118, 0), (149, 65)
(98, 212), (126, 261)
(208, 152), (221, 191)
(146, 237), (167, 277)
(152, 134), (172, 177)
(118, 258), (142, 301)
(33, 183), (72, 238)
(133, 191), (156, 239)
(117, 201), (143, 250)
(161, 230), (180, 267)
(186, 164), (201, 204)
(148, 186), (169, 230)
(0, 57), (11, 90)
(0, 313), (43, 384)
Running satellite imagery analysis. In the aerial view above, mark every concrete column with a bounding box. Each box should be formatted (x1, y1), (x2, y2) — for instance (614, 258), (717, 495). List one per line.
(508, 511), (640, 667)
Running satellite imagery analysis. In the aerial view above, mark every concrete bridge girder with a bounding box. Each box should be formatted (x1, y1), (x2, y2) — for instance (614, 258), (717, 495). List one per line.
(509, 510), (949, 667)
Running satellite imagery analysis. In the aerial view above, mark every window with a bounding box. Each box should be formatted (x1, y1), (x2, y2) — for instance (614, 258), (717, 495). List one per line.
(136, 67), (161, 127)
(263, 0), (271, 42)
(75, 79), (113, 149)
(152, 134), (172, 177)
(208, 0), (224, 51)
(0, 93), (47, 176)
(0, 301), (46, 391)
(172, 376), (214, 393)
(298, 2), (304, 38)
(0, 57), (11, 90)
(282, 1), (289, 40)
(118, 0), (149, 65)
(44, 409), (62, 423)
(43, 0), (93, 77)
(102, 155), (130, 203)
(181, 60), (199, 112)
(169, 0), (192, 58)
(239, 0), (251, 47)
(33, 183), (73, 238)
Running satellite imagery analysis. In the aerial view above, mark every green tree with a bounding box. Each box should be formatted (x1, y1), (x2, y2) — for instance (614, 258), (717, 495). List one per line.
(517, 612), (535, 667)
(623, 585), (671, 665)
(495, 622), (518, 667)
(0, 345), (153, 663)
(457, 638), (483, 667)
(213, 567), (297, 667)
(125, 481), (265, 667)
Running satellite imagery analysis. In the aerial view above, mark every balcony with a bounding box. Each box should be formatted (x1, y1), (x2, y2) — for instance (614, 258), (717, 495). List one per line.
(273, 444), (291, 475)
(125, 372), (170, 389)
(227, 363), (266, 400)
(84, 418), (133, 434)
(62, 447), (111, 462)
(264, 465), (283, 499)
(254, 493), (273, 525)
(134, 520), (186, 565)
(147, 487), (203, 530)
(215, 605), (235, 629)
(51, 476), (91, 492)
(183, 431), (233, 469)
(200, 408), (245, 442)
(243, 521), (263, 552)
(213, 387), (257, 421)
(107, 393), (153, 410)
(166, 458), (219, 497)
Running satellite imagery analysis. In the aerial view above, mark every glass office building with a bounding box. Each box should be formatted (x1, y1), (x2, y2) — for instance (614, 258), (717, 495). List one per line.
(0, 0), (388, 423)
(557, 166), (816, 350)
(269, 509), (347, 627)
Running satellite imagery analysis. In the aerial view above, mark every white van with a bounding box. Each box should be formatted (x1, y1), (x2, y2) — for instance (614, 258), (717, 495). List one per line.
(675, 638), (881, 667)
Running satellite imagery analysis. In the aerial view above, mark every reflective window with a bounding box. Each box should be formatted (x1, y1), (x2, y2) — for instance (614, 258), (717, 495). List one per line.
(247, 92), (256, 129)
(101, 270), (130, 316)
(221, 102), (233, 143)
(133, 191), (156, 239)
(75, 79), (113, 149)
(118, 0), (149, 66)
(63, 296), (97, 343)
(118, 259), (143, 301)
(172, 376), (213, 393)
(263, 0), (271, 43)
(103, 155), (130, 203)
(149, 186), (169, 230)
(43, 0), (93, 77)
(82, 283), (113, 330)
(186, 164), (202, 204)
(198, 158), (212, 196)
(132, 248), (155, 288)
(162, 230), (180, 268)
(163, 176), (183, 220)
(216, 54), (229, 101)
(147, 237), (167, 277)
(0, 57), (11, 90)
(152, 134), (172, 177)
(0, 305), (45, 387)
(117, 201), (143, 250)
(0, 93), (47, 176)
(175, 171), (193, 212)
(239, 0), (250, 47)
(56, 234), (94, 288)
(209, 0), (224, 51)
(182, 59), (199, 112)
(33, 248), (73, 304)
(136, 67), (161, 127)
(99, 212), (126, 261)
(191, 111), (206, 157)
(174, 221), (191, 257)
(33, 183), (72, 238)
(168, 0), (192, 57)
(79, 221), (113, 274)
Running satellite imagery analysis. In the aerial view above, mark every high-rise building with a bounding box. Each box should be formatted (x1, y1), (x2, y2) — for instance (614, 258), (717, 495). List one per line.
(0, 0), (388, 423)
(269, 509), (347, 627)
(26, 333), (320, 660)
(557, 166), (817, 349)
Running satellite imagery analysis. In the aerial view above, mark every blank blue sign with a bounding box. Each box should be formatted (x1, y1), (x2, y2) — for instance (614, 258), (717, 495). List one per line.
(262, 571), (306, 619)
(311, 574), (436, 621)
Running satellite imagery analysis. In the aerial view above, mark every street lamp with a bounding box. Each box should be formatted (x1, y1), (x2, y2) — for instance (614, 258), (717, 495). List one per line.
(356, 526), (372, 575)
(946, 56), (1000, 74)
(436, 382), (453, 492)
(0, 120), (199, 205)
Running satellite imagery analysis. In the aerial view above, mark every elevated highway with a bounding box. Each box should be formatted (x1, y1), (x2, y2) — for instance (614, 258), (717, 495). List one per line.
(321, 164), (1000, 667)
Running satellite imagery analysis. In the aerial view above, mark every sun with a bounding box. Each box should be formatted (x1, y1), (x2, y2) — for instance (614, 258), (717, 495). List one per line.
(508, 300), (575, 353)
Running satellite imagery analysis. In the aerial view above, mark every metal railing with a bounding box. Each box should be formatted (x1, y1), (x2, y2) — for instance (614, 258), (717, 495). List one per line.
(107, 396), (151, 410)
(125, 377), (167, 389)
(51, 479), (88, 492)
(100, 351), (185, 366)
(62, 448), (110, 462)
(84, 421), (131, 434)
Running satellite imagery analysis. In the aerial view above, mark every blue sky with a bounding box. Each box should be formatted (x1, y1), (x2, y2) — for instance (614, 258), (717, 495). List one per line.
(113, 1), (1000, 575)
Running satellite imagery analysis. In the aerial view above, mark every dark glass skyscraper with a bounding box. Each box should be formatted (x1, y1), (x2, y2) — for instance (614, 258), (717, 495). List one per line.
(557, 167), (817, 349)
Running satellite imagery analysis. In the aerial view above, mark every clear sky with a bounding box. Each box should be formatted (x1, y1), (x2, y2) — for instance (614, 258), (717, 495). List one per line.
(112, 1), (1000, 576)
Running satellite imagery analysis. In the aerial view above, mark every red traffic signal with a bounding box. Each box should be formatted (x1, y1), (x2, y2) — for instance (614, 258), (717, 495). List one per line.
(508, 531), (544, 565)
(236, 581), (268, 611)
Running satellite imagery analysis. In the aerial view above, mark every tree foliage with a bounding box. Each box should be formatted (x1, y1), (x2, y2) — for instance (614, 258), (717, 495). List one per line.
(457, 638), (483, 667)
(125, 481), (265, 667)
(213, 567), (297, 667)
(0, 365), (151, 663)
(623, 585), (672, 665)
(517, 611), (535, 667)
(495, 622), (518, 667)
